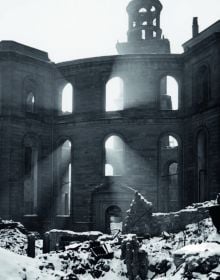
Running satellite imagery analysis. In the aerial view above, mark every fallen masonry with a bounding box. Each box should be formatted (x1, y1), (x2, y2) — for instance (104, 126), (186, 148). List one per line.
(0, 200), (220, 279)
(123, 192), (215, 236)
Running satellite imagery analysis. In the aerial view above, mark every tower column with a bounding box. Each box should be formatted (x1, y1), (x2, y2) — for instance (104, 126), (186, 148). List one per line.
(116, 0), (170, 54)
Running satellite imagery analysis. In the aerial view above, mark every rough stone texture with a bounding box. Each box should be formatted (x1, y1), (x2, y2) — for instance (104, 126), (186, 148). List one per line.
(123, 195), (213, 236)
(121, 234), (148, 280)
(0, 0), (219, 233)
(44, 230), (103, 252)
(123, 192), (153, 235)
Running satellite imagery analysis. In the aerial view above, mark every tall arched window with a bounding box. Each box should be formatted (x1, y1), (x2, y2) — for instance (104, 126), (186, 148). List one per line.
(197, 130), (208, 202)
(61, 83), (73, 114)
(57, 140), (72, 216)
(142, 30), (146, 40)
(160, 76), (179, 110)
(167, 162), (179, 211)
(106, 77), (124, 112)
(196, 65), (211, 104)
(160, 134), (180, 211)
(26, 92), (35, 113)
(23, 77), (37, 114)
(105, 135), (124, 176)
(24, 139), (38, 215)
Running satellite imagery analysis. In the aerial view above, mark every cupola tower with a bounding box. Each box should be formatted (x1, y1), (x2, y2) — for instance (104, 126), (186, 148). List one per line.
(116, 0), (170, 54)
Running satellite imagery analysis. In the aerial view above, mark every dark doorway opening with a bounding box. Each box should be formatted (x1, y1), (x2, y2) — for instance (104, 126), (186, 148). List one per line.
(105, 206), (122, 234)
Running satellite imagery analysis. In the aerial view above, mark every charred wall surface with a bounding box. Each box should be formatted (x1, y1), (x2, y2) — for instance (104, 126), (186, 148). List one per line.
(0, 23), (219, 233)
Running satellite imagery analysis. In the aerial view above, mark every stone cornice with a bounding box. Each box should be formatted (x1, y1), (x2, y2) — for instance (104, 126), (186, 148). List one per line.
(57, 54), (184, 76)
(183, 33), (220, 59)
(0, 51), (55, 69)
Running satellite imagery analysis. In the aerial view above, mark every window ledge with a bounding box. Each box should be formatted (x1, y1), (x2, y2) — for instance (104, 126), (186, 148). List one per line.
(56, 215), (70, 218)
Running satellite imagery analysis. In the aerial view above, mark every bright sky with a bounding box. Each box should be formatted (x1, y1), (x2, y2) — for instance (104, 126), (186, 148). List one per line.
(0, 0), (219, 63)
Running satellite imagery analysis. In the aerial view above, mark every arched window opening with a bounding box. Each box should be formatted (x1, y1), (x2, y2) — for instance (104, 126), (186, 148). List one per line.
(142, 29), (146, 40)
(133, 21), (136, 27)
(26, 92), (35, 113)
(105, 206), (122, 234)
(142, 21), (147, 26)
(153, 18), (157, 26)
(153, 31), (157, 38)
(139, 8), (147, 13)
(24, 146), (38, 215)
(61, 83), (73, 114)
(106, 77), (124, 112)
(169, 136), (178, 148)
(160, 76), (179, 110)
(57, 140), (72, 216)
(105, 164), (114, 176)
(197, 130), (208, 202)
(161, 135), (179, 150)
(150, 6), (156, 12)
(196, 65), (211, 104)
(160, 135), (180, 212)
(169, 162), (178, 175)
(105, 135), (124, 176)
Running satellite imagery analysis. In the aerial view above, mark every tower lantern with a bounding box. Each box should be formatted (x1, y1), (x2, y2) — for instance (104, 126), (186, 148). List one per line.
(116, 0), (170, 54)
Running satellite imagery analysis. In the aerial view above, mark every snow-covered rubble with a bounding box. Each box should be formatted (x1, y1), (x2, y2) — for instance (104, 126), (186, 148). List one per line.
(0, 240), (127, 280)
(36, 242), (127, 280)
(0, 247), (62, 280)
(142, 217), (218, 279)
(0, 220), (28, 255)
(1, 201), (220, 279)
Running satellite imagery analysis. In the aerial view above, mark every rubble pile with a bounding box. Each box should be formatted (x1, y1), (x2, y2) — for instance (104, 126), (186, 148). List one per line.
(121, 234), (148, 280)
(37, 239), (127, 280)
(0, 218), (28, 255)
(123, 191), (214, 236)
(0, 200), (220, 279)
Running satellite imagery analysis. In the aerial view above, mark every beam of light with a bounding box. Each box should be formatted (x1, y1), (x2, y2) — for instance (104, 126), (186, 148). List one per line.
(109, 59), (161, 110)
(24, 148), (38, 215)
(105, 135), (124, 176)
(105, 135), (180, 214)
(104, 136), (154, 201)
(56, 140), (72, 216)
(24, 140), (72, 228)
(59, 63), (179, 114)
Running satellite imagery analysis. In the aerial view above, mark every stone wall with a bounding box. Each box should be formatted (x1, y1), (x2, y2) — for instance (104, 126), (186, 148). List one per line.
(0, 30), (219, 233)
(43, 229), (102, 252)
(123, 192), (214, 236)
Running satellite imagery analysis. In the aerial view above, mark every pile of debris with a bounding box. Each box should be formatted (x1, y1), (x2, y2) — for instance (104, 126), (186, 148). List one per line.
(123, 191), (214, 236)
(0, 218), (28, 255)
(37, 239), (125, 280)
(1, 198), (220, 279)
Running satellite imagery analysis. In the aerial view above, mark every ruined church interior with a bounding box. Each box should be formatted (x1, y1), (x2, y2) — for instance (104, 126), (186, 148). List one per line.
(0, 0), (219, 234)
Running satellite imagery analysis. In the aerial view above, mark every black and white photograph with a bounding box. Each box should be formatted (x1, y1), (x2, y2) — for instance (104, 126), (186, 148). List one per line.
(0, 0), (220, 279)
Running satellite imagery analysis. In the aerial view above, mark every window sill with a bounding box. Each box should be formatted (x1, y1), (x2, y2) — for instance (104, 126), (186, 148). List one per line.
(56, 215), (70, 218)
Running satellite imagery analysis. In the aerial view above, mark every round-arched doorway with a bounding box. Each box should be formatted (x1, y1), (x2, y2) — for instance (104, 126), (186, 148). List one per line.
(105, 206), (122, 234)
